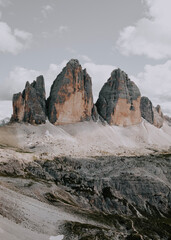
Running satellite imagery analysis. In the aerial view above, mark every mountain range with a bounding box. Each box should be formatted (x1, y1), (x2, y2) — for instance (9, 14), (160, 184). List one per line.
(0, 59), (171, 240)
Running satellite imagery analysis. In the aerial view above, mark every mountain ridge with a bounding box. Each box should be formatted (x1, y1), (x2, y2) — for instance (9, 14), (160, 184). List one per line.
(10, 59), (169, 128)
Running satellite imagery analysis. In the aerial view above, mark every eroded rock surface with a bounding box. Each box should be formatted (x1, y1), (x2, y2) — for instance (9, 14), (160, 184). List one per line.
(96, 69), (141, 126)
(140, 96), (164, 128)
(140, 96), (154, 125)
(0, 153), (171, 239)
(47, 59), (93, 125)
(11, 76), (46, 124)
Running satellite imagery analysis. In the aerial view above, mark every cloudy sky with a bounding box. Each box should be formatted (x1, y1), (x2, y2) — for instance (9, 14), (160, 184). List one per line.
(0, 0), (171, 115)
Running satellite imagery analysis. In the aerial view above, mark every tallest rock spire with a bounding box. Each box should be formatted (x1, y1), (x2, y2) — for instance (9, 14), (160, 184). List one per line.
(47, 59), (93, 124)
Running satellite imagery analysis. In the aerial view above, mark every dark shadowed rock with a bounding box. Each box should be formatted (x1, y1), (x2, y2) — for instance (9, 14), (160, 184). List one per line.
(47, 59), (93, 125)
(140, 96), (154, 124)
(11, 75), (46, 124)
(96, 68), (141, 126)
(140, 96), (164, 128)
(91, 104), (99, 122)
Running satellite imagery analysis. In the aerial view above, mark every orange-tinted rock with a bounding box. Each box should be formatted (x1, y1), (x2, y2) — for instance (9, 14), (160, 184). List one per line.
(96, 69), (141, 126)
(47, 59), (93, 125)
(11, 93), (25, 122)
(11, 75), (46, 124)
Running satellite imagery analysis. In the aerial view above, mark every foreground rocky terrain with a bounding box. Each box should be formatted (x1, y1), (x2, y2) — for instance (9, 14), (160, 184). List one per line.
(0, 151), (171, 239)
(0, 119), (170, 239)
(1, 59), (171, 239)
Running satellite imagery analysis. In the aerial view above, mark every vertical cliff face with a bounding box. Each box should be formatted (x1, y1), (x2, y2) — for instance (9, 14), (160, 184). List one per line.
(47, 59), (93, 125)
(153, 106), (164, 128)
(140, 96), (154, 125)
(11, 75), (46, 124)
(96, 69), (141, 126)
(140, 97), (164, 128)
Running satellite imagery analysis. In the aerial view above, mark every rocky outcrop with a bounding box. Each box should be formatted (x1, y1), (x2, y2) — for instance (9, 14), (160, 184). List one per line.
(140, 96), (164, 128)
(1, 153), (171, 239)
(11, 75), (46, 124)
(47, 59), (93, 125)
(140, 96), (154, 124)
(153, 105), (164, 128)
(91, 104), (99, 122)
(96, 68), (141, 126)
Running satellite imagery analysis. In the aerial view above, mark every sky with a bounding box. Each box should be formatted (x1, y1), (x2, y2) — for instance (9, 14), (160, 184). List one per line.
(0, 0), (171, 115)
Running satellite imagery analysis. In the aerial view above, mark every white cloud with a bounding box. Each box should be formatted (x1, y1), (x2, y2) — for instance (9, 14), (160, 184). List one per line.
(41, 5), (53, 18)
(79, 55), (92, 62)
(0, 61), (67, 100)
(58, 25), (69, 36)
(83, 62), (115, 101)
(0, 21), (32, 54)
(131, 60), (171, 115)
(117, 0), (171, 59)
(0, 0), (11, 7)
(66, 48), (92, 63)
(0, 61), (114, 104)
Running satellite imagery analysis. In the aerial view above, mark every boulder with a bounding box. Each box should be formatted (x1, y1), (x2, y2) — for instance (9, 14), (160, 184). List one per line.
(96, 68), (141, 126)
(47, 59), (93, 125)
(11, 75), (46, 124)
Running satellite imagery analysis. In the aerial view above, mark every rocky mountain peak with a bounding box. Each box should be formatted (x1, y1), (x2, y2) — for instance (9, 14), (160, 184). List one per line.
(96, 68), (141, 126)
(11, 76), (46, 124)
(47, 59), (93, 125)
(10, 61), (169, 129)
(66, 59), (80, 68)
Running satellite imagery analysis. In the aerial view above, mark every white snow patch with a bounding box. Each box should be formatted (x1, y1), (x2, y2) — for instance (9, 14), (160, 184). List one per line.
(49, 235), (64, 240)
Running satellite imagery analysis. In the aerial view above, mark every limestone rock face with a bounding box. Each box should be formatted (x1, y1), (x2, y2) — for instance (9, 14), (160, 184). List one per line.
(47, 59), (93, 125)
(140, 96), (154, 125)
(11, 75), (46, 124)
(153, 106), (164, 128)
(140, 97), (164, 128)
(96, 69), (141, 126)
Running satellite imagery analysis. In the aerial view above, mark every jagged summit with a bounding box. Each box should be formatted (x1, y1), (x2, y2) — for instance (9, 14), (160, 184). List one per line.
(47, 59), (93, 125)
(11, 75), (46, 124)
(96, 68), (141, 126)
(10, 59), (169, 128)
(66, 59), (80, 68)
